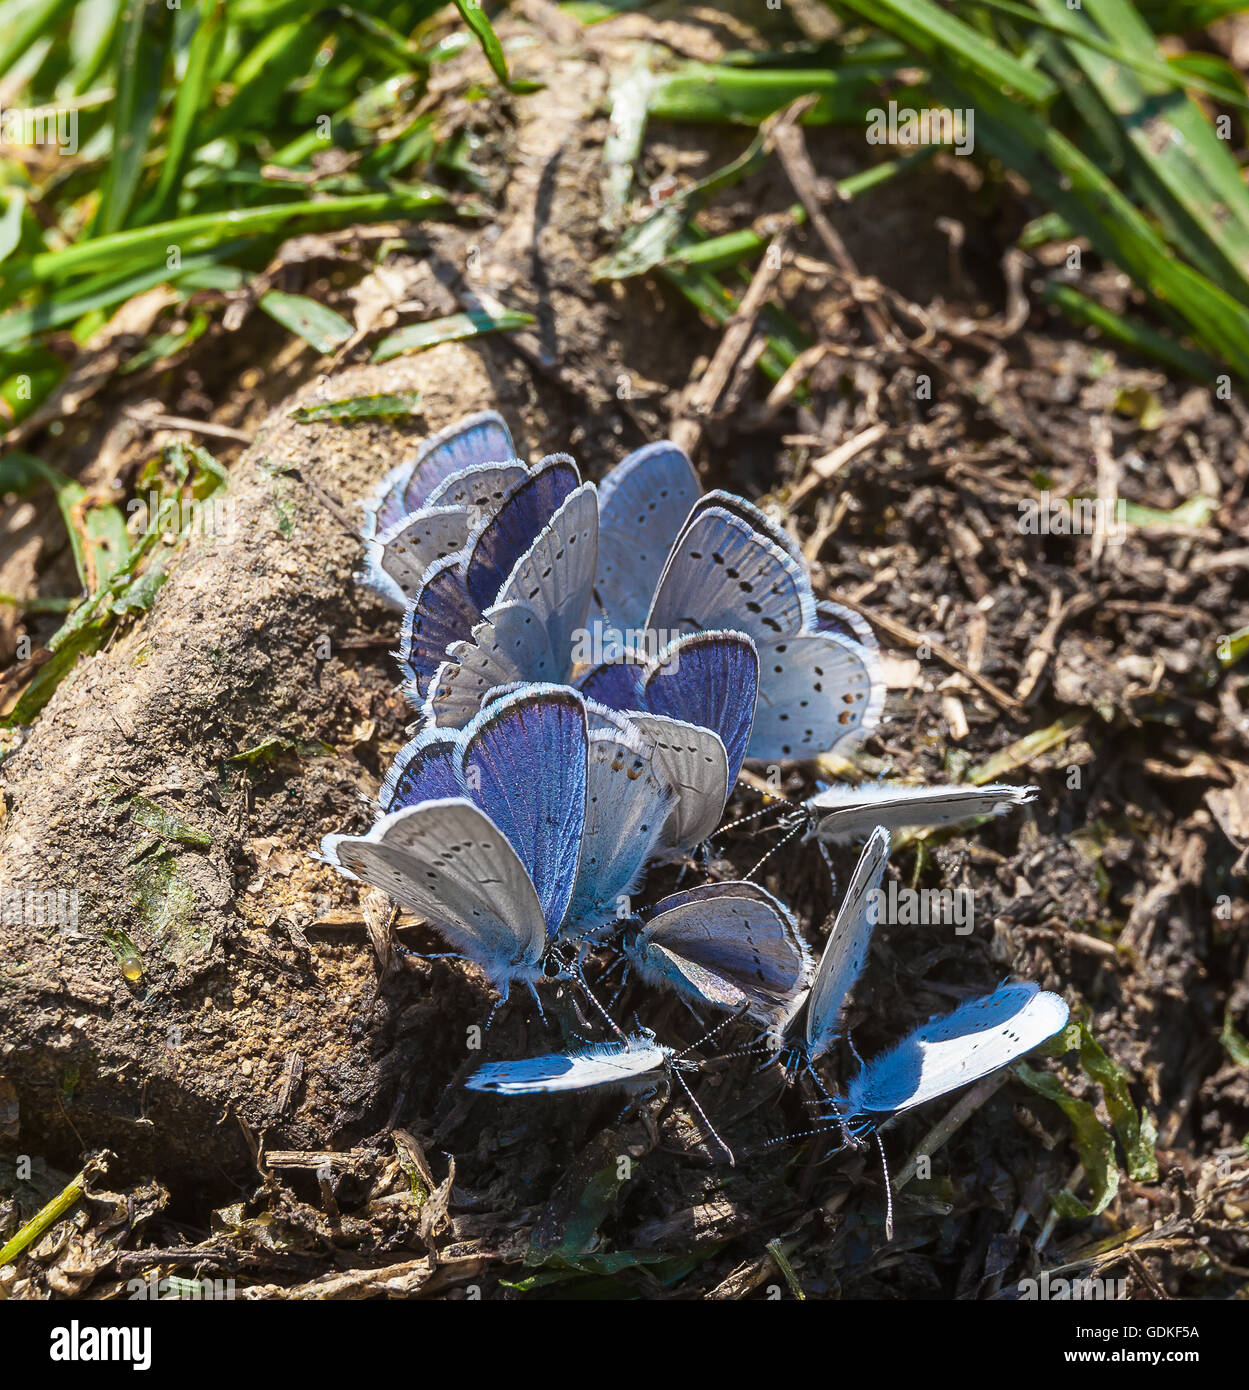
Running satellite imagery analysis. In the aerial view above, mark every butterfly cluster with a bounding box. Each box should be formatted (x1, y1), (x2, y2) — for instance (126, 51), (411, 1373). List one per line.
(321, 413), (1067, 1167)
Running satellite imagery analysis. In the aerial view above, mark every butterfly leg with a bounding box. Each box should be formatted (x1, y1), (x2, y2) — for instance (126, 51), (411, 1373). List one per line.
(524, 980), (548, 1027)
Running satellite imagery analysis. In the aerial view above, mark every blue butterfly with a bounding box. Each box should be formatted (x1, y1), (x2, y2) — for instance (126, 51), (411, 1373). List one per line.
(463, 1025), (737, 1162)
(361, 411), (520, 608)
(797, 781), (1038, 845)
(465, 1030), (676, 1096)
(578, 629), (758, 844)
(644, 492), (885, 762)
(775, 826), (891, 1074)
(323, 686), (677, 999)
(623, 880), (810, 1020)
(835, 982), (1069, 1129)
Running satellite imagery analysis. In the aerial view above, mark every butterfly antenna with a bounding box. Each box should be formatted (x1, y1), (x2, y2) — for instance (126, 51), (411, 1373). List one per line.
(761, 1120), (845, 1150)
(715, 800), (794, 837)
(717, 1042), (782, 1062)
(874, 1129), (895, 1242)
(675, 1005), (747, 1061)
(672, 1067), (734, 1166)
(743, 818), (806, 883)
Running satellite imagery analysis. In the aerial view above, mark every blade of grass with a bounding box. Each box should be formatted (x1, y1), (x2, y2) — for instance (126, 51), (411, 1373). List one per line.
(0, 248), (235, 352)
(372, 308), (535, 361)
(1031, 0), (1249, 302)
(146, 0), (225, 220)
(648, 62), (893, 126)
(834, 0), (1057, 103)
(93, 0), (173, 236)
(6, 188), (452, 291)
(0, 0), (78, 81)
(1043, 281), (1219, 380)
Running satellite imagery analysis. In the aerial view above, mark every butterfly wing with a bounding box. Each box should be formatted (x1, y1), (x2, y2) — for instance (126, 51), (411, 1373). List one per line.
(807, 782), (1038, 844)
(647, 503), (815, 641)
(425, 603), (566, 727)
(636, 881), (808, 1014)
(642, 630), (757, 789)
(373, 506), (472, 601)
(842, 983), (1069, 1117)
(464, 455), (580, 608)
(816, 599), (879, 658)
(595, 441), (700, 630)
(562, 725), (673, 938)
(425, 460), (528, 512)
(627, 713), (728, 849)
(321, 798), (546, 985)
(459, 685), (587, 933)
(798, 826), (890, 1060)
(466, 1035), (672, 1094)
(396, 558), (480, 698)
(747, 629), (884, 762)
(362, 411), (515, 538)
(379, 727), (464, 811)
(494, 484), (598, 677)
(402, 411), (516, 514)
(577, 656), (646, 710)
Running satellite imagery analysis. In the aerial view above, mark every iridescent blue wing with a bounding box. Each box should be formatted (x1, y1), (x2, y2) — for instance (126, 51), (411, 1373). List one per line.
(379, 726), (464, 811)
(464, 455), (580, 608)
(642, 631), (757, 789)
(459, 685), (587, 933)
(595, 442), (700, 631)
(395, 557), (480, 699)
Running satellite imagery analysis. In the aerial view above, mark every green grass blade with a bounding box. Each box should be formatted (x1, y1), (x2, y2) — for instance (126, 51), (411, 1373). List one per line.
(1031, 0), (1249, 301)
(372, 308), (535, 361)
(648, 62), (892, 126)
(93, 0), (173, 236)
(8, 188), (452, 290)
(0, 0), (78, 81)
(834, 0), (1057, 103)
(0, 248), (234, 352)
(259, 291), (355, 354)
(1043, 281), (1219, 380)
(147, 0), (225, 220)
(452, 0), (510, 88)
